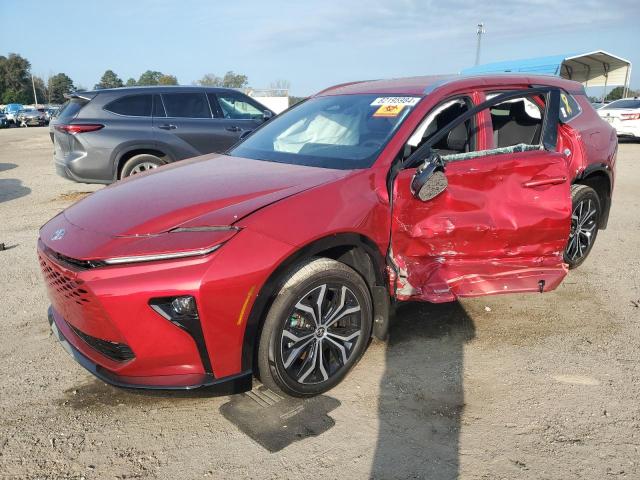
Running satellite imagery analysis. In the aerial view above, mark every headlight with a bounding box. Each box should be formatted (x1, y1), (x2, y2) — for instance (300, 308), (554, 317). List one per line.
(100, 227), (239, 266)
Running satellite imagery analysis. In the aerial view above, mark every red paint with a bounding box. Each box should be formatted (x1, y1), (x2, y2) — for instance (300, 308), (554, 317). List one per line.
(38, 74), (617, 387)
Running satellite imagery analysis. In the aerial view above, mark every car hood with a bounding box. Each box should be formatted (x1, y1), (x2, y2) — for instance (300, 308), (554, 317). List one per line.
(61, 154), (351, 237)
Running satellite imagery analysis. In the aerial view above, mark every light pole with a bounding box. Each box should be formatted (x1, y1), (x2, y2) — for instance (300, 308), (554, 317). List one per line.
(31, 73), (39, 107)
(475, 22), (486, 66)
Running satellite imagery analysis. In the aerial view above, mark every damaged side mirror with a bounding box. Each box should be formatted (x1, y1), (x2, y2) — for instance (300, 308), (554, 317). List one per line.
(410, 151), (448, 202)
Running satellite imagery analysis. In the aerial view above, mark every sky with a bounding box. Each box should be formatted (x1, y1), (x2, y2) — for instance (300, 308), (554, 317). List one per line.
(1, 0), (639, 96)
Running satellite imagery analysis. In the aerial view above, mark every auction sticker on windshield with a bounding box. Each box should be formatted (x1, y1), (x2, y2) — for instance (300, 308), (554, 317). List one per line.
(370, 97), (420, 106)
(371, 96), (420, 117)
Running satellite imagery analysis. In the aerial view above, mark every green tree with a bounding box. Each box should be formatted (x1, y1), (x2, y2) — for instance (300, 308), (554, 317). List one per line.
(0, 53), (32, 103)
(196, 71), (249, 88)
(137, 70), (163, 86)
(158, 74), (178, 85)
(605, 86), (639, 102)
(95, 69), (123, 89)
(125, 77), (137, 86)
(221, 71), (248, 88)
(197, 73), (222, 86)
(48, 73), (75, 104)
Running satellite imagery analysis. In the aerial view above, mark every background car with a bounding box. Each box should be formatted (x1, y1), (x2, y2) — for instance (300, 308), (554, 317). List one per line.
(0, 111), (8, 128)
(16, 108), (46, 127)
(45, 106), (60, 123)
(597, 97), (640, 139)
(4, 103), (23, 125)
(50, 86), (275, 184)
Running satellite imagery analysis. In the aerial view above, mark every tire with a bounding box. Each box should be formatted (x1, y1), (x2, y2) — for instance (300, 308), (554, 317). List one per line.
(257, 258), (373, 397)
(564, 184), (601, 269)
(120, 154), (166, 179)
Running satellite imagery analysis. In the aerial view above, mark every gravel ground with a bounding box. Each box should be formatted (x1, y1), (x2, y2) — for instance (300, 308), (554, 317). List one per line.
(0, 127), (639, 479)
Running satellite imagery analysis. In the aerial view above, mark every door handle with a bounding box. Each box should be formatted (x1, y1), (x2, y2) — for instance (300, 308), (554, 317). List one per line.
(158, 124), (177, 130)
(523, 176), (567, 188)
(225, 126), (242, 132)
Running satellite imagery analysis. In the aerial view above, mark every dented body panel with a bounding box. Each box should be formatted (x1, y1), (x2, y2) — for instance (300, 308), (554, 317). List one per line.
(391, 149), (571, 302)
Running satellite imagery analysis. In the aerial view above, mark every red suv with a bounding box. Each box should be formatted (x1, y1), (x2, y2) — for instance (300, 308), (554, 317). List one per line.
(39, 74), (617, 397)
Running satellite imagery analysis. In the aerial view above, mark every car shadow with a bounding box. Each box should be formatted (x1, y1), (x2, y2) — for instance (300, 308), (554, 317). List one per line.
(371, 300), (476, 479)
(0, 162), (18, 173)
(0, 178), (30, 203)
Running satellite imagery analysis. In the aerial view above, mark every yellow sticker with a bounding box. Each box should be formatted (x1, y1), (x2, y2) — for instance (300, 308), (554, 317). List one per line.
(373, 104), (405, 117)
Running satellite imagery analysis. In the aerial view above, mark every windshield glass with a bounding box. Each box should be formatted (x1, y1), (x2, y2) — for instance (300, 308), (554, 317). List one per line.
(602, 99), (640, 109)
(230, 94), (420, 169)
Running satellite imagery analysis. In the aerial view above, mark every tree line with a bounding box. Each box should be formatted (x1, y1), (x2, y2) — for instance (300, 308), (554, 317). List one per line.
(1, 52), (301, 107)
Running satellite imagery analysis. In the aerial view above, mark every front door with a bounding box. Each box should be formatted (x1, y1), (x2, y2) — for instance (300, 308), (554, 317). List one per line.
(390, 88), (572, 302)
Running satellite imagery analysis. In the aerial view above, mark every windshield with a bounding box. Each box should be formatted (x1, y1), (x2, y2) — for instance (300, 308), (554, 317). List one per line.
(230, 94), (420, 169)
(602, 99), (640, 109)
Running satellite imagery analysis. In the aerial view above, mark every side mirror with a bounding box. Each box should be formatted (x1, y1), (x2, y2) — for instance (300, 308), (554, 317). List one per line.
(410, 152), (448, 202)
(263, 110), (273, 121)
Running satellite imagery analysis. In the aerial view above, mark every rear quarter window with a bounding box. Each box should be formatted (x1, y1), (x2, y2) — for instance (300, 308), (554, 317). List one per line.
(560, 91), (581, 123)
(58, 98), (88, 121)
(104, 94), (152, 117)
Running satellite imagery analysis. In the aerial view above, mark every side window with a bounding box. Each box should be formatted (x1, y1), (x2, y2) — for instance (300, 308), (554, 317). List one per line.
(215, 92), (264, 120)
(104, 95), (152, 117)
(162, 93), (211, 118)
(559, 91), (581, 123)
(407, 97), (475, 156)
(152, 94), (166, 117)
(488, 94), (543, 148)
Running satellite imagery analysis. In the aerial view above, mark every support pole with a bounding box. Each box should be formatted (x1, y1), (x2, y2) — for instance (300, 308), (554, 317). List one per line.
(474, 23), (485, 66)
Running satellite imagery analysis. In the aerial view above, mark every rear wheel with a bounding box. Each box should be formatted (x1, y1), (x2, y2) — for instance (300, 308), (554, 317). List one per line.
(564, 184), (601, 269)
(257, 258), (373, 397)
(120, 154), (166, 179)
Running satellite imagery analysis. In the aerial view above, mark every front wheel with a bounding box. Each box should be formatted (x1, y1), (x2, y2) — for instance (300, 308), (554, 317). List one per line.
(257, 258), (373, 397)
(564, 184), (601, 269)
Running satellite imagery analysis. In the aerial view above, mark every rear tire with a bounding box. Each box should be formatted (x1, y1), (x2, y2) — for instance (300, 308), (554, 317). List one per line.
(120, 154), (166, 179)
(564, 184), (601, 269)
(257, 258), (373, 397)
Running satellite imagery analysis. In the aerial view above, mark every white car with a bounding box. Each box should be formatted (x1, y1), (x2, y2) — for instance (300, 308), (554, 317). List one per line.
(597, 98), (640, 139)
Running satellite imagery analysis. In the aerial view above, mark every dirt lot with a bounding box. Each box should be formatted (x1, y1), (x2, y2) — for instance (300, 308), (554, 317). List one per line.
(0, 127), (639, 479)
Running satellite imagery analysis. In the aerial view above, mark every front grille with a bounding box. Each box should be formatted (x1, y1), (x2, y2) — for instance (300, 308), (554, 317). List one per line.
(40, 255), (93, 306)
(66, 322), (135, 362)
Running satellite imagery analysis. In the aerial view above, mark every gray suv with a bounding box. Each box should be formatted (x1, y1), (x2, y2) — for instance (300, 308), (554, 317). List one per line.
(50, 86), (274, 183)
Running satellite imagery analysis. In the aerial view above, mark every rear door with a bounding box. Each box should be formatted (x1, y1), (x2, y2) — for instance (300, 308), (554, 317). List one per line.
(153, 91), (221, 156)
(391, 87), (572, 302)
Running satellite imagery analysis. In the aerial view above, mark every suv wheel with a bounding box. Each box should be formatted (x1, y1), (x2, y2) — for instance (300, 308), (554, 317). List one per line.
(258, 258), (372, 397)
(120, 154), (166, 179)
(564, 184), (601, 269)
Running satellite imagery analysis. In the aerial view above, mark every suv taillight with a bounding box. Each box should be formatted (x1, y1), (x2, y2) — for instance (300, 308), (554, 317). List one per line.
(54, 124), (104, 134)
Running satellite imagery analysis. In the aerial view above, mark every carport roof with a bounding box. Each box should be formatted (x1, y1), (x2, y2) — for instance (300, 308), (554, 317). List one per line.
(462, 50), (631, 88)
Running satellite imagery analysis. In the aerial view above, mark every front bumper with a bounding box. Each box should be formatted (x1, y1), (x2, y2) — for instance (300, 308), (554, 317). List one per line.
(48, 306), (252, 392)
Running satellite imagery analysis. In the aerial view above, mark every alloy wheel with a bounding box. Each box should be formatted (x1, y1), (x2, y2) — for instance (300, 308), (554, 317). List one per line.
(566, 198), (598, 262)
(130, 162), (159, 175)
(280, 283), (363, 385)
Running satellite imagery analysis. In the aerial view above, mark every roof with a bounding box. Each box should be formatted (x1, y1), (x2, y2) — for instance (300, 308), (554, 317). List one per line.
(462, 50), (631, 88)
(316, 73), (583, 97)
(75, 85), (239, 95)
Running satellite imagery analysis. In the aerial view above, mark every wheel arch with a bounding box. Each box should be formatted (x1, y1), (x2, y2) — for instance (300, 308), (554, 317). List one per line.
(241, 232), (389, 372)
(574, 164), (612, 229)
(114, 146), (174, 180)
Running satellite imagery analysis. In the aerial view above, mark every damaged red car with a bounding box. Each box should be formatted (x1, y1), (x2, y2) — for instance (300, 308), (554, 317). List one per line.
(39, 74), (617, 397)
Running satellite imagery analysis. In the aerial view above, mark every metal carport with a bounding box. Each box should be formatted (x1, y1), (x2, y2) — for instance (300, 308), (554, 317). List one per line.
(462, 50), (632, 98)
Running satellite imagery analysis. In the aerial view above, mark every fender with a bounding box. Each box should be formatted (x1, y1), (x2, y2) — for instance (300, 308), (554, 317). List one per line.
(575, 163), (613, 229)
(240, 232), (389, 372)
